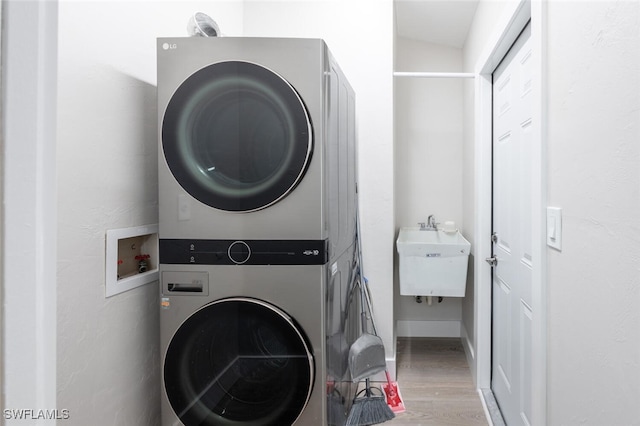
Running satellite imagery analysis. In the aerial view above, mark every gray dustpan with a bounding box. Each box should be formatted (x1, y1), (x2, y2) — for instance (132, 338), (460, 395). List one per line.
(348, 277), (387, 382)
(348, 331), (386, 382)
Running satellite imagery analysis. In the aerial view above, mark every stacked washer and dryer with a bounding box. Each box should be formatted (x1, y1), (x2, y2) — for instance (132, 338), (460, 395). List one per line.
(157, 38), (359, 426)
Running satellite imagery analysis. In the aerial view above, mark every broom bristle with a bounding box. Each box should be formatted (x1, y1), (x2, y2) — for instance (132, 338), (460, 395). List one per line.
(346, 394), (395, 426)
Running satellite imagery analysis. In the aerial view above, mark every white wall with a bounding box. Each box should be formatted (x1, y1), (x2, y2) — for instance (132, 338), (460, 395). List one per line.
(56, 2), (243, 424)
(242, 0), (396, 358)
(394, 37), (465, 337)
(546, 1), (640, 423)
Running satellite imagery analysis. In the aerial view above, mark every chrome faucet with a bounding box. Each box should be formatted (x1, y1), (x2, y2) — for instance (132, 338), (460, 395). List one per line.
(427, 215), (437, 230)
(419, 215), (438, 231)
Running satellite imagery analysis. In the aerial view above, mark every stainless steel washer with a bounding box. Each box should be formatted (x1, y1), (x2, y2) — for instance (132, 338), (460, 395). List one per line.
(159, 244), (358, 426)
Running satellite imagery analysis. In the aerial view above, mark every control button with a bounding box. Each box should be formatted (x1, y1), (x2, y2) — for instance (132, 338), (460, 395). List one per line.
(228, 241), (251, 264)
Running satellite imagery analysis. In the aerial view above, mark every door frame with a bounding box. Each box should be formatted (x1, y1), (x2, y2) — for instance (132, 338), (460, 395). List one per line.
(2, 0), (58, 415)
(472, 0), (547, 423)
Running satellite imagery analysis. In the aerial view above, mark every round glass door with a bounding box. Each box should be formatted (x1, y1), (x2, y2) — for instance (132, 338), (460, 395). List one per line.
(162, 61), (313, 212)
(164, 298), (315, 426)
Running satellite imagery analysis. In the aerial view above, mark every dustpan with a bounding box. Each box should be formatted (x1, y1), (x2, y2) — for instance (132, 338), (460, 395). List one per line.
(348, 276), (387, 382)
(348, 331), (386, 382)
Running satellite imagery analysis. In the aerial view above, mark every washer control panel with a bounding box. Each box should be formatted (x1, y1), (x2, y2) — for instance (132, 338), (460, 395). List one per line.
(159, 239), (328, 265)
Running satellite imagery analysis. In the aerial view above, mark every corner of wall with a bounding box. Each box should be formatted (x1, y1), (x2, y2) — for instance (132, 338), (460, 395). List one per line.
(460, 320), (478, 387)
(3, 0), (58, 414)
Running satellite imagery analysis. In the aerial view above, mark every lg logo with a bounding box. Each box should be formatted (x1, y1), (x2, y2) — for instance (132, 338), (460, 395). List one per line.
(162, 43), (178, 50)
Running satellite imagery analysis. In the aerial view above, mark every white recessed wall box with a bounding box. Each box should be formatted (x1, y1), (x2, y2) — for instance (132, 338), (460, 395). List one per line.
(106, 224), (159, 297)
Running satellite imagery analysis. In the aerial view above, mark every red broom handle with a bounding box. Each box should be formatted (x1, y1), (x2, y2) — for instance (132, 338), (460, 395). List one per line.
(384, 370), (398, 398)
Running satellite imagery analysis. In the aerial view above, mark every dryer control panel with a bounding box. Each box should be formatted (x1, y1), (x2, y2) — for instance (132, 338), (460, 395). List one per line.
(159, 239), (328, 266)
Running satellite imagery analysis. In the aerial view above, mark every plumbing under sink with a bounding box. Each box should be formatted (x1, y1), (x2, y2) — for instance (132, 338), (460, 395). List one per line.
(396, 227), (471, 297)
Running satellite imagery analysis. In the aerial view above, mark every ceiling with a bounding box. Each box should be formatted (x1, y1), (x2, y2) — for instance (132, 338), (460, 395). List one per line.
(394, 0), (479, 49)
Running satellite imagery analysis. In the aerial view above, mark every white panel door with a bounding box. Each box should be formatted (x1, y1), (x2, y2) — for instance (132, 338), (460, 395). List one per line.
(491, 22), (533, 426)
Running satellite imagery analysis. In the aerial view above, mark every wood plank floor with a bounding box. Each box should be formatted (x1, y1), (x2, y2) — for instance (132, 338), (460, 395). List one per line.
(385, 337), (489, 426)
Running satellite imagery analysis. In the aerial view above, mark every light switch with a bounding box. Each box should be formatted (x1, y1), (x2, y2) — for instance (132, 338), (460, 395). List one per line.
(549, 216), (557, 240)
(546, 207), (562, 250)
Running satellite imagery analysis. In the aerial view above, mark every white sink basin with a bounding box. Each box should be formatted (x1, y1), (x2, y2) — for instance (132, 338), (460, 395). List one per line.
(396, 227), (471, 297)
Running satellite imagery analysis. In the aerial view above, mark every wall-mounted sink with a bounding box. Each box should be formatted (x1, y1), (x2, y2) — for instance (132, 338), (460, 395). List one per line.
(396, 227), (471, 297)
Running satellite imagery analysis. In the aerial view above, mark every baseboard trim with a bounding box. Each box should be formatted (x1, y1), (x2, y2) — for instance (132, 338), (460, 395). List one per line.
(396, 320), (461, 338)
(460, 323), (475, 357)
(461, 322), (482, 390)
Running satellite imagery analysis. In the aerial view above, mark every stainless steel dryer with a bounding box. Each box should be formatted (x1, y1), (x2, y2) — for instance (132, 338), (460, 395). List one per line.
(159, 243), (359, 426)
(157, 37), (356, 257)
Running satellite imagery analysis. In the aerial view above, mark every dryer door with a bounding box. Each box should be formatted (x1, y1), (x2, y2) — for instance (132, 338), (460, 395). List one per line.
(164, 298), (315, 426)
(162, 61), (313, 212)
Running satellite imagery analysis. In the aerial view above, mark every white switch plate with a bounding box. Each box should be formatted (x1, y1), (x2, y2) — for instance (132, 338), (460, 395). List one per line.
(546, 207), (562, 250)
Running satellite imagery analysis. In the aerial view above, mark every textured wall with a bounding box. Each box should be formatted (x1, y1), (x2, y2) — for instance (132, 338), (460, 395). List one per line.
(56, 2), (243, 424)
(546, 1), (640, 423)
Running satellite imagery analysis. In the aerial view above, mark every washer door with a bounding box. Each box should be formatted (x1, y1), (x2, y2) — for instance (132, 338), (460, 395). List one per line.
(164, 298), (315, 426)
(162, 61), (313, 212)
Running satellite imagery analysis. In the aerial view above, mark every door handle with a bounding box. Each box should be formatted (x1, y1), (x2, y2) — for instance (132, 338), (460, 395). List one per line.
(485, 257), (498, 267)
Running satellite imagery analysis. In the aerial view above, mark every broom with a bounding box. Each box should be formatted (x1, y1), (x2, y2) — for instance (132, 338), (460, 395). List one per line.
(355, 196), (406, 415)
(346, 276), (395, 426)
(346, 379), (394, 426)
(361, 276), (406, 414)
